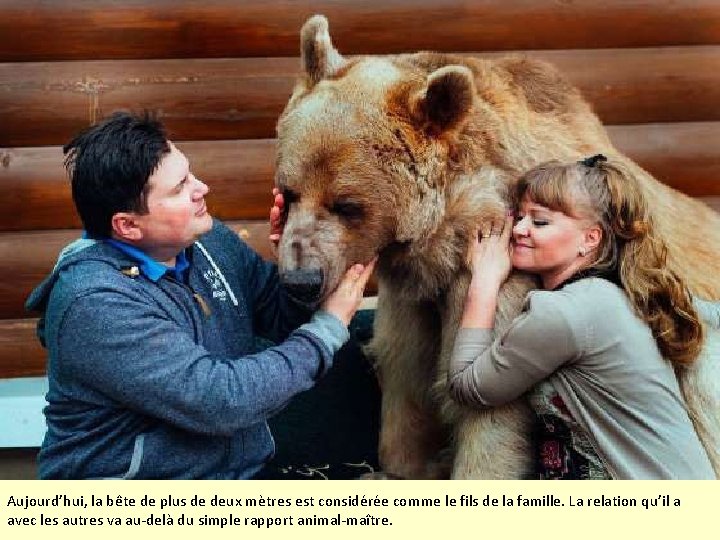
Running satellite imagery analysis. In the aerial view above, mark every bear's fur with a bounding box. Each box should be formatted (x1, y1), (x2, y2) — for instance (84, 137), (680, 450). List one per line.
(275, 15), (720, 478)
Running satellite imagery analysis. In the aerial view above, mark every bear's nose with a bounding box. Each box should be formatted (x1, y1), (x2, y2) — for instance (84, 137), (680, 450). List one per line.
(279, 269), (324, 307)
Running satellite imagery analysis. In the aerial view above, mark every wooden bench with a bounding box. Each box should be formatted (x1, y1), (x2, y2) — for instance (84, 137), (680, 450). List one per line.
(1, 0), (719, 381)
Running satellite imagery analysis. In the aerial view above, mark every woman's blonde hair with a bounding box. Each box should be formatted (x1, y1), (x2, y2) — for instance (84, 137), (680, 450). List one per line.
(513, 156), (703, 366)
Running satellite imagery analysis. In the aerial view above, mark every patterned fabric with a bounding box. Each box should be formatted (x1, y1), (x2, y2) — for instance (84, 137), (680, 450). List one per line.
(529, 379), (611, 479)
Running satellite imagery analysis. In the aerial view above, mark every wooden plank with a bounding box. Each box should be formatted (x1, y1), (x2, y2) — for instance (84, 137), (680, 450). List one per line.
(607, 122), (720, 197)
(535, 47), (720, 127)
(0, 58), (297, 147)
(3, 122), (719, 232)
(1, 140), (276, 231)
(0, 319), (46, 379)
(2, 46), (719, 146)
(1, 222), (274, 321)
(1, 1), (719, 62)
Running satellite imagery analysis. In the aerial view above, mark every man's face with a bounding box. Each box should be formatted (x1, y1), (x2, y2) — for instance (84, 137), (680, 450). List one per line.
(134, 143), (212, 257)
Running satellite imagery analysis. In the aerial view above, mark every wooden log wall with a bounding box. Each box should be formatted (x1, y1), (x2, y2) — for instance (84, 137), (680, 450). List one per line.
(1, 0), (719, 379)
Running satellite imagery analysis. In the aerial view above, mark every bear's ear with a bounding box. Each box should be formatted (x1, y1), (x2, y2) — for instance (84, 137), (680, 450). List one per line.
(300, 15), (346, 86)
(413, 66), (476, 133)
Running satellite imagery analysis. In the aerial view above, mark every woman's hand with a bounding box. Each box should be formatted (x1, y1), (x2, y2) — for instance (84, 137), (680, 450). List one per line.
(469, 212), (514, 292)
(269, 188), (284, 252)
(460, 212), (513, 329)
(322, 258), (377, 327)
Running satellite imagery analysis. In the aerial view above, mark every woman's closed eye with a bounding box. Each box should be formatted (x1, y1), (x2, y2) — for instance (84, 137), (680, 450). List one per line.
(515, 213), (548, 227)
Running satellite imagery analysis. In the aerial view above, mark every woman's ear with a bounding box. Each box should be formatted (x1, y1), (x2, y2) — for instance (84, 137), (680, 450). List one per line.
(111, 212), (143, 242)
(584, 224), (602, 252)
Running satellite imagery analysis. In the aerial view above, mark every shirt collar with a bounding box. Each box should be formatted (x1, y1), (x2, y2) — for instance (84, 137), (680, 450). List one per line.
(105, 238), (190, 282)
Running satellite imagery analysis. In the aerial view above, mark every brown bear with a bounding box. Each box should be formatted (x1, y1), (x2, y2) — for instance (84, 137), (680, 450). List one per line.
(274, 15), (720, 478)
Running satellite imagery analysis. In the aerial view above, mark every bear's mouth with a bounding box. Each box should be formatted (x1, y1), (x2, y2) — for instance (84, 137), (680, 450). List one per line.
(279, 268), (325, 307)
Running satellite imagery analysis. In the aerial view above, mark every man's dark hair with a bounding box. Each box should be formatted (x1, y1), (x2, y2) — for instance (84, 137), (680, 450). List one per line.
(63, 111), (171, 238)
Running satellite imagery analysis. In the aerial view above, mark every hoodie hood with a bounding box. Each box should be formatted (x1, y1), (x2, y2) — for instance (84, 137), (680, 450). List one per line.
(25, 239), (99, 314)
(24, 239), (136, 346)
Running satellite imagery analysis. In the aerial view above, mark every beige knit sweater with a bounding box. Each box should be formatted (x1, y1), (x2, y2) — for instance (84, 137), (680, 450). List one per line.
(449, 277), (715, 479)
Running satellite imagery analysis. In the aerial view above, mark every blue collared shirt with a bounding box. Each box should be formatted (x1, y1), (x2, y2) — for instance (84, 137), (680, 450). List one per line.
(105, 239), (190, 283)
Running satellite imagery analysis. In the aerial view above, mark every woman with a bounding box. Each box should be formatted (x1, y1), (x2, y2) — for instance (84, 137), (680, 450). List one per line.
(448, 155), (716, 479)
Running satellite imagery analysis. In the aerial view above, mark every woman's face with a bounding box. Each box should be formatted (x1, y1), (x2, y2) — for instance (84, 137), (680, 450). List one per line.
(512, 194), (599, 289)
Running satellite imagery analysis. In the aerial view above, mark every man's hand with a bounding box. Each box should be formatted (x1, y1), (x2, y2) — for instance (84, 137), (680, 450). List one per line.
(322, 258), (377, 327)
(269, 188), (285, 252)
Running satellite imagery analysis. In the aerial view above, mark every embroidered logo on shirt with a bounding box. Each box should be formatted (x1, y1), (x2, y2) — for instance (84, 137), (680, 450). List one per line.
(202, 269), (227, 302)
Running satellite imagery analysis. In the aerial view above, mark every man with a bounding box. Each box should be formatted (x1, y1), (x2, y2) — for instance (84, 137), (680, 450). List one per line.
(25, 111), (374, 479)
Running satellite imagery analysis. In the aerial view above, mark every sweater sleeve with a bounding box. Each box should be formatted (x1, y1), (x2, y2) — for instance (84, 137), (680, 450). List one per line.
(448, 291), (582, 408)
(56, 288), (339, 437)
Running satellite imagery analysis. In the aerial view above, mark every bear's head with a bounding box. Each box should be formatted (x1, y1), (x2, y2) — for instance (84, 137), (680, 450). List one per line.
(275, 15), (504, 300)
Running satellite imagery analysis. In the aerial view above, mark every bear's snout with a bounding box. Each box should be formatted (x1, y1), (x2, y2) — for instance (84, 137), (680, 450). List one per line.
(279, 268), (325, 307)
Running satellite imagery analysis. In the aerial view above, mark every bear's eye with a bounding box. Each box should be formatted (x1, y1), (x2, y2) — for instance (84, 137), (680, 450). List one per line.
(331, 200), (364, 221)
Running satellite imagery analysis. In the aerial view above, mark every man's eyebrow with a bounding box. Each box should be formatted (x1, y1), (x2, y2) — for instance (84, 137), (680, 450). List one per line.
(176, 156), (191, 189)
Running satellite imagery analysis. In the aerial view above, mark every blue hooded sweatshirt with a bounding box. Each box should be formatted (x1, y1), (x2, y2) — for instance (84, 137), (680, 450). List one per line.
(25, 219), (349, 479)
